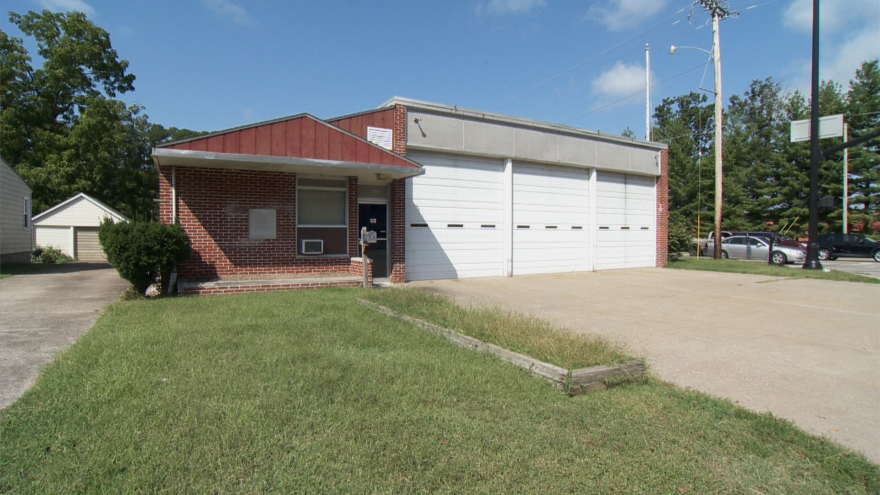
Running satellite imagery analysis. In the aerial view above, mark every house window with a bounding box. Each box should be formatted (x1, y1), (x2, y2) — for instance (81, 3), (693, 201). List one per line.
(249, 209), (276, 240)
(297, 177), (348, 256)
(297, 178), (347, 226)
(23, 197), (30, 230)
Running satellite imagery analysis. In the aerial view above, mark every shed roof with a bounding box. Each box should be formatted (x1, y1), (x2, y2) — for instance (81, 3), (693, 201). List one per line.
(32, 193), (128, 223)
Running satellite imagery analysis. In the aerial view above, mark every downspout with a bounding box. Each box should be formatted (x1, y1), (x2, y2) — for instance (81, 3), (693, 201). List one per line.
(168, 164), (178, 294)
(171, 165), (177, 224)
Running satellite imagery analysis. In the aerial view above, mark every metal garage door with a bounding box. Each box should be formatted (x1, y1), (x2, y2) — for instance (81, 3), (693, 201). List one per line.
(405, 152), (505, 281)
(75, 227), (106, 262)
(595, 172), (655, 270)
(512, 163), (590, 275)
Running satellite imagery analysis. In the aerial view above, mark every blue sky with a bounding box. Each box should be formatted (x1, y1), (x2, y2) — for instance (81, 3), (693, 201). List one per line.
(2, 0), (878, 140)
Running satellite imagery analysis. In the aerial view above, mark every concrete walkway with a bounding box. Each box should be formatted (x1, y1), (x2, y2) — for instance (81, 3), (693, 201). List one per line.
(410, 268), (880, 462)
(0, 263), (128, 409)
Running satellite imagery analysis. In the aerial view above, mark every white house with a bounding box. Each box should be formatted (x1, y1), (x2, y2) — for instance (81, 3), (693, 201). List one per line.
(0, 156), (33, 264)
(33, 193), (128, 262)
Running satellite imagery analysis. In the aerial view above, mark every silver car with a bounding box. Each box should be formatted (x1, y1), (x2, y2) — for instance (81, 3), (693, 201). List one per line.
(707, 235), (807, 264)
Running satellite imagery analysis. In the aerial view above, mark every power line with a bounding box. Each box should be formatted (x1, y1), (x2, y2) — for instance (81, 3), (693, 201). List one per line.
(564, 62), (708, 124)
(494, 2), (695, 109)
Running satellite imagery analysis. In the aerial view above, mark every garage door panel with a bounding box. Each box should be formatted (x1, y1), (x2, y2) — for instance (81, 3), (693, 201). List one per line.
(513, 163), (589, 275)
(75, 227), (106, 262)
(35, 226), (72, 257)
(595, 171), (655, 270)
(406, 151), (505, 281)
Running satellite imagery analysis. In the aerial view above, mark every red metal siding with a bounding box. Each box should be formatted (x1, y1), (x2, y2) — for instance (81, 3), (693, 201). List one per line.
(271, 122), (286, 156)
(314, 122), (329, 160)
(159, 111), (416, 168)
(286, 119), (301, 157)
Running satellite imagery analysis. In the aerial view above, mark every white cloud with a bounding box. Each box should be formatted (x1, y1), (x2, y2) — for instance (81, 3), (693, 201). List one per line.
(202, 0), (256, 27)
(34, 0), (96, 16)
(477, 0), (545, 15)
(587, 0), (668, 32)
(783, 0), (880, 92)
(592, 61), (653, 100)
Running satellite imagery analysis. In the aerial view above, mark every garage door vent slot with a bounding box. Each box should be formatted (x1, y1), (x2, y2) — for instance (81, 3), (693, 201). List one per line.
(410, 223), (428, 228)
(641, 227), (650, 230)
(621, 227), (630, 230)
(572, 226), (583, 230)
(481, 224), (495, 228)
(546, 226), (557, 229)
(599, 226), (609, 230)
(517, 225), (530, 229)
(447, 224), (463, 228)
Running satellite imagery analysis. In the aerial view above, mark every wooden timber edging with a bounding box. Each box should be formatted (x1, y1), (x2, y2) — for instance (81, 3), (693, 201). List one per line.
(357, 299), (644, 396)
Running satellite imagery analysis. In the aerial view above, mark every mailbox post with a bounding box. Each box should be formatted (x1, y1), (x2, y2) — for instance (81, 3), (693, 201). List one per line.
(360, 227), (377, 288)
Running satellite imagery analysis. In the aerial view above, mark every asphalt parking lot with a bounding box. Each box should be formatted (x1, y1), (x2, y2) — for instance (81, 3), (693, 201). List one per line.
(410, 268), (880, 462)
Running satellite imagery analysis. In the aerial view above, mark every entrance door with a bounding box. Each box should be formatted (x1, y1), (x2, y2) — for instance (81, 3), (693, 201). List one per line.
(358, 204), (388, 277)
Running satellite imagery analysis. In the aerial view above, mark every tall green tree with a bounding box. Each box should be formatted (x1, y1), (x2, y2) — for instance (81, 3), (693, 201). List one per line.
(0, 10), (198, 220)
(844, 59), (880, 233)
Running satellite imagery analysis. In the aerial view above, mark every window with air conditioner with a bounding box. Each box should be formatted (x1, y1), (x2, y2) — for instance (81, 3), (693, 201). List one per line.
(297, 177), (348, 256)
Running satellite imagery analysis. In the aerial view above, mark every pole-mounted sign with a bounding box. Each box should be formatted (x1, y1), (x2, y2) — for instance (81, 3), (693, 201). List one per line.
(790, 114), (843, 142)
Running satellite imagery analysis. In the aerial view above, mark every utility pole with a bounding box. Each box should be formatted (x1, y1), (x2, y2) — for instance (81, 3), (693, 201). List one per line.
(694, 0), (733, 259)
(843, 122), (848, 234)
(646, 44), (652, 141)
(803, 0), (823, 270)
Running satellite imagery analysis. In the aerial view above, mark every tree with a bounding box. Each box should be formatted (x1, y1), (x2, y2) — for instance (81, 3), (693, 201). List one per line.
(844, 59), (880, 233)
(0, 10), (203, 221)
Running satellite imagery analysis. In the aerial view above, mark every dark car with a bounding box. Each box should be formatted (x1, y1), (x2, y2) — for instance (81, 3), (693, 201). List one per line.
(734, 231), (805, 249)
(817, 233), (880, 262)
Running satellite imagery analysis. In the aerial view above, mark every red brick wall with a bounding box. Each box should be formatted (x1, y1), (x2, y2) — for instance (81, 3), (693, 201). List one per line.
(392, 104), (407, 157)
(656, 149), (669, 268)
(348, 177), (359, 257)
(160, 166), (352, 280)
(389, 178), (406, 283)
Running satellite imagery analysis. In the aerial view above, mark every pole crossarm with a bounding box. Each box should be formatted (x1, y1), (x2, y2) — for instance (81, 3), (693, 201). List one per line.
(821, 128), (880, 159)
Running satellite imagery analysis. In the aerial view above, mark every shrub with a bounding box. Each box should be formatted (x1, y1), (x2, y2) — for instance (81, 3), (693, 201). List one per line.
(32, 245), (74, 264)
(99, 220), (190, 294)
(667, 220), (692, 261)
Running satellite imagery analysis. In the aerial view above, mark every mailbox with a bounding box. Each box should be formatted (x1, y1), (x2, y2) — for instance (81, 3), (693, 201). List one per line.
(362, 230), (378, 244)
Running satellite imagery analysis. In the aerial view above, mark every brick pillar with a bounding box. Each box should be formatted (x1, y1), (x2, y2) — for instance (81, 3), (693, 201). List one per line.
(158, 165), (173, 225)
(392, 104), (407, 157)
(656, 150), (669, 268)
(348, 176), (359, 258)
(389, 178), (406, 283)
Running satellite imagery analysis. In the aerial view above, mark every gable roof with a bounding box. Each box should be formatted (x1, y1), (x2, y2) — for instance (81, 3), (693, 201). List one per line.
(156, 113), (420, 170)
(32, 193), (128, 223)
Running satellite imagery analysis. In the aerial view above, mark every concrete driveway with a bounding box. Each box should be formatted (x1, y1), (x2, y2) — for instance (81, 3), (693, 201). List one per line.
(410, 268), (880, 462)
(0, 263), (128, 409)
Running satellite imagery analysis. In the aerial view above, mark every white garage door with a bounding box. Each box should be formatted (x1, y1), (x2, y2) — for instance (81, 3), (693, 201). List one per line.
(75, 227), (106, 262)
(512, 163), (590, 275)
(406, 152), (505, 281)
(35, 226), (73, 257)
(595, 172), (655, 270)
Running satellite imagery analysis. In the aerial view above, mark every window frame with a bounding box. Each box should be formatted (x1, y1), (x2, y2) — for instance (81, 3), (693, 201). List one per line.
(23, 196), (30, 231)
(296, 178), (348, 228)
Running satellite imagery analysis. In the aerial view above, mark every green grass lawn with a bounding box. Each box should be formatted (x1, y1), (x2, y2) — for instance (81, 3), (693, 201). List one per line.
(669, 256), (880, 283)
(2, 289), (877, 493)
(364, 288), (633, 370)
(0, 262), (53, 279)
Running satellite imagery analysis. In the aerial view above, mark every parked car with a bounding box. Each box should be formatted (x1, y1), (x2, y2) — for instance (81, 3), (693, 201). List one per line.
(734, 231), (806, 249)
(817, 233), (880, 262)
(706, 235), (807, 264)
(692, 230), (733, 255)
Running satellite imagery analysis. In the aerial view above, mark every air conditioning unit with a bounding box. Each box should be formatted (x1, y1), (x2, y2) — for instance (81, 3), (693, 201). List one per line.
(301, 239), (323, 255)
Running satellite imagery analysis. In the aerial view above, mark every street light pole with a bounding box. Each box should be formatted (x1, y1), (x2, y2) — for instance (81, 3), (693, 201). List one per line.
(646, 44), (652, 141)
(711, 11), (724, 259)
(803, 0), (823, 270)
